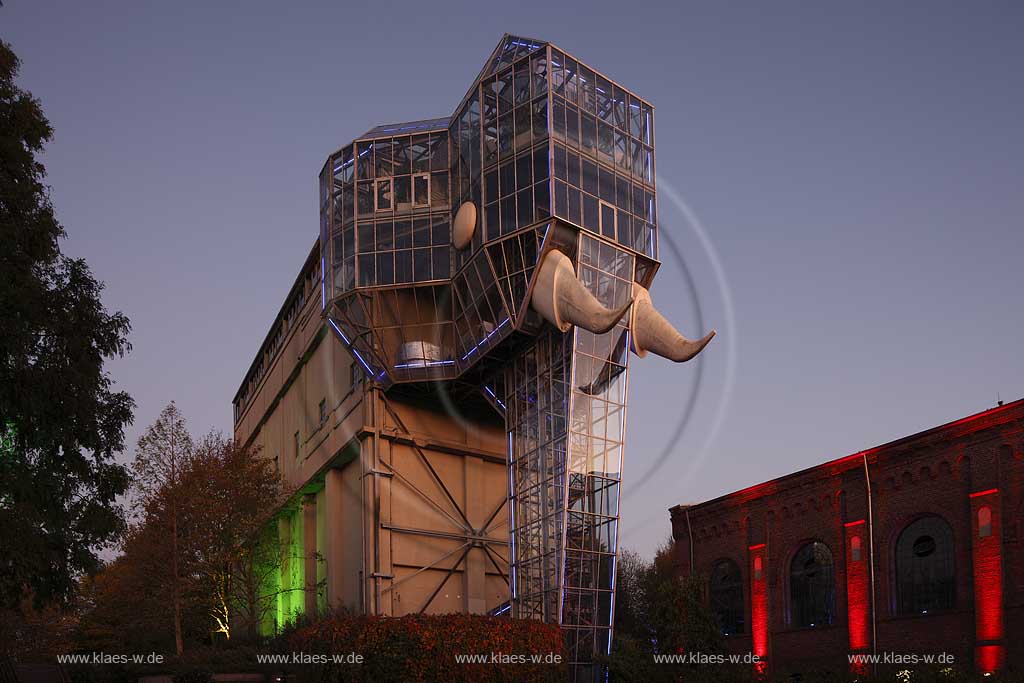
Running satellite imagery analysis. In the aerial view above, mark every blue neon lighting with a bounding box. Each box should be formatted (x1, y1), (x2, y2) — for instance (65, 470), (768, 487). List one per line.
(327, 318), (375, 376)
(393, 359), (455, 369)
(460, 317), (510, 362)
(484, 385), (506, 411)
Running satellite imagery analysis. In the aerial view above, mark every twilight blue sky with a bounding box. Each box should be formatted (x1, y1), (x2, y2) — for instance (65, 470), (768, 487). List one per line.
(5, 1), (1023, 558)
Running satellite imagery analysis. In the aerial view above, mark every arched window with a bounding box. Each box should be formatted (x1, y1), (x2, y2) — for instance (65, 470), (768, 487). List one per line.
(710, 559), (744, 635)
(789, 541), (835, 627)
(896, 516), (955, 615)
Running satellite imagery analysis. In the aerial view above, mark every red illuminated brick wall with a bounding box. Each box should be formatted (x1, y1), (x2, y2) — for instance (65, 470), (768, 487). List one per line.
(670, 399), (1024, 676)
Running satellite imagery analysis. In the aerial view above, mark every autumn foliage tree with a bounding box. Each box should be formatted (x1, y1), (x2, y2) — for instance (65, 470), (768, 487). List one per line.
(78, 404), (290, 653)
(132, 402), (195, 655)
(184, 433), (288, 641)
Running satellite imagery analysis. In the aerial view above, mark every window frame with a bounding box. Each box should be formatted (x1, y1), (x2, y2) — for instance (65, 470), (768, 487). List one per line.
(709, 558), (745, 636)
(788, 540), (836, 628)
(412, 173), (431, 207)
(894, 515), (956, 616)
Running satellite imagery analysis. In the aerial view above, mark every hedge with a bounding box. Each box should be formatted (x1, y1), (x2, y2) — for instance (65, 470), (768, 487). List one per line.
(275, 612), (564, 682)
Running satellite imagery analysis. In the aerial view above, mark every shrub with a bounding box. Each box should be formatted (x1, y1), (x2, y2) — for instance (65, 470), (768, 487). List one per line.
(275, 612), (564, 682)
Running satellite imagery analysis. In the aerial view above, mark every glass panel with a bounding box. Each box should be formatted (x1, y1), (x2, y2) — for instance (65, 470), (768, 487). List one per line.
(566, 104), (579, 148)
(550, 49), (565, 96)
(552, 98), (566, 140)
(563, 58), (578, 104)
(533, 146), (548, 182)
(595, 75), (613, 122)
(394, 175), (411, 208)
(432, 246), (450, 279)
(600, 203), (616, 239)
(581, 113), (596, 155)
(431, 215), (449, 245)
(374, 139), (393, 177)
(357, 181), (374, 215)
(411, 134), (430, 173)
(376, 252), (394, 285)
(395, 249), (413, 283)
(413, 247), (431, 281)
(413, 174), (429, 206)
(357, 222), (374, 253)
(376, 179), (392, 211)
(357, 141), (374, 179)
(613, 86), (627, 130)
(514, 58), (531, 105)
(532, 97), (548, 141)
(583, 195), (599, 233)
(375, 220), (393, 250)
(579, 66), (596, 114)
(413, 218), (431, 248)
(531, 52), (548, 99)
(394, 220), (412, 249)
(429, 133), (448, 171)
(392, 136), (411, 176)
(358, 254), (374, 286)
(430, 171), (448, 205)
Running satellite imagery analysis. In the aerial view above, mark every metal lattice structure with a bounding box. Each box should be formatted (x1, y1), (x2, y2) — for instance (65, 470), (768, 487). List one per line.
(317, 34), (713, 679)
(505, 232), (634, 675)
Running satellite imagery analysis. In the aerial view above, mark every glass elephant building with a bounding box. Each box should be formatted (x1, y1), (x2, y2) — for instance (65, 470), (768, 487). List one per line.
(237, 34), (713, 680)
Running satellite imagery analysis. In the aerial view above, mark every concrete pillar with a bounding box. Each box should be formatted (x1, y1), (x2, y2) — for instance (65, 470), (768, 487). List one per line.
(277, 515), (292, 624)
(315, 488), (326, 612)
(303, 494), (318, 617)
(324, 468), (346, 610)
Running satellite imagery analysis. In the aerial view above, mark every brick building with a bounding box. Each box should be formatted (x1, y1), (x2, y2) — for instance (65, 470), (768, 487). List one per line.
(670, 399), (1024, 676)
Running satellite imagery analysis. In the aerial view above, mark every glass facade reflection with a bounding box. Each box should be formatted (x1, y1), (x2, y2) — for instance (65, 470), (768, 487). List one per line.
(318, 34), (664, 677)
(505, 232), (632, 677)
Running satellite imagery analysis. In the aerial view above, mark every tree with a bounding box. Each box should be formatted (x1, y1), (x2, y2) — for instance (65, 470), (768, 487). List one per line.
(0, 40), (134, 611)
(87, 411), (294, 652)
(605, 540), (724, 682)
(132, 402), (195, 655)
(183, 434), (291, 641)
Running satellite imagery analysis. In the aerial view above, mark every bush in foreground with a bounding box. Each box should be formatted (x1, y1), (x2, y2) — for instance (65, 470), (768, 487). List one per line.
(276, 612), (564, 682)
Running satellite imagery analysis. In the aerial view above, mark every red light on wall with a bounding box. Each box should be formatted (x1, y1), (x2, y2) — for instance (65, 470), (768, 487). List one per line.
(976, 645), (1005, 674)
(970, 491), (1004, 673)
(845, 526), (870, 655)
(843, 519), (866, 528)
(749, 545), (769, 664)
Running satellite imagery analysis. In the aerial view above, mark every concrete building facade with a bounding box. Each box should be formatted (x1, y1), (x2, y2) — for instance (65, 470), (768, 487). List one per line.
(231, 242), (509, 631)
